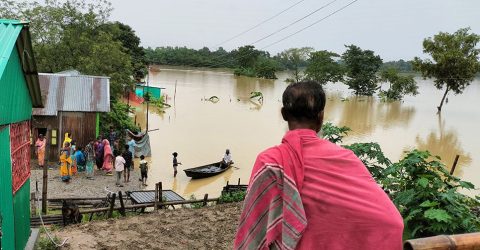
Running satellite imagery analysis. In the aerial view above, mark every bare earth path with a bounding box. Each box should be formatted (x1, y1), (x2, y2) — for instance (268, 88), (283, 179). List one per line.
(53, 203), (242, 250)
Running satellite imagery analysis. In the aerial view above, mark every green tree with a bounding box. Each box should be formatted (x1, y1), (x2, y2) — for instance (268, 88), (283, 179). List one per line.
(99, 21), (147, 80)
(341, 45), (383, 95)
(413, 28), (480, 112)
(277, 47), (313, 83)
(233, 45), (261, 68)
(254, 57), (279, 79)
(379, 68), (418, 101)
(304, 50), (344, 85)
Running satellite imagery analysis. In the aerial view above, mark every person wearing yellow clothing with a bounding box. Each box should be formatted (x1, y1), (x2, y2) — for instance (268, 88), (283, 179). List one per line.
(63, 132), (72, 147)
(60, 142), (72, 182)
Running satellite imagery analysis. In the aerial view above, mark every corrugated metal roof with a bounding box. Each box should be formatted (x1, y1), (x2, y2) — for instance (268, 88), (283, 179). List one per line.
(32, 73), (110, 116)
(0, 19), (42, 108)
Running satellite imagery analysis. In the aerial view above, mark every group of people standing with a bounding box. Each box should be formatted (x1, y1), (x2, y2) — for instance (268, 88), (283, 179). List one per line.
(53, 127), (136, 183)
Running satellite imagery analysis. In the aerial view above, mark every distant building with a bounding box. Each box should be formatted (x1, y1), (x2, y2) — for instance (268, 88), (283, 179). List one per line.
(32, 71), (110, 160)
(0, 20), (43, 250)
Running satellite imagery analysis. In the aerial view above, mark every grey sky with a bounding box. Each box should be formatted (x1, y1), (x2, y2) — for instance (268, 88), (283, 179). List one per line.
(108, 0), (479, 61)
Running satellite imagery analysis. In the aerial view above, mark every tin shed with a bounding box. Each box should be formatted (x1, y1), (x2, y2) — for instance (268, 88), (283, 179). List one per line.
(0, 19), (43, 250)
(32, 72), (110, 160)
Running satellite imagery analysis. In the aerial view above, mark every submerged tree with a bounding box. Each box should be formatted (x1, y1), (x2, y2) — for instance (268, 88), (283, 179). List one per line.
(379, 68), (418, 101)
(304, 50), (344, 85)
(413, 28), (480, 112)
(342, 45), (383, 95)
(276, 47), (313, 83)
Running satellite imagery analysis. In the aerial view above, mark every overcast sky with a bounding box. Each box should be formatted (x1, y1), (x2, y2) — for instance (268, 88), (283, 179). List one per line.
(108, 0), (479, 61)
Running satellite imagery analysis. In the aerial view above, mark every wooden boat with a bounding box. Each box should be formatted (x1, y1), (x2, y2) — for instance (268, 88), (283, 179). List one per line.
(184, 161), (232, 179)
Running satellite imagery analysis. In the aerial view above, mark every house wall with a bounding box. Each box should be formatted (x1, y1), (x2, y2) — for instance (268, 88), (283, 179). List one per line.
(32, 115), (60, 161)
(32, 112), (98, 161)
(0, 126), (14, 250)
(0, 45), (32, 250)
(60, 111), (97, 149)
(0, 45), (33, 125)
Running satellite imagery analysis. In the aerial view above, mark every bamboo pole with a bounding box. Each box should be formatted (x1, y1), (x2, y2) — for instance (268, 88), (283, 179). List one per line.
(78, 198), (221, 214)
(450, 155), (460, 175)
(404, 232), (480, 250)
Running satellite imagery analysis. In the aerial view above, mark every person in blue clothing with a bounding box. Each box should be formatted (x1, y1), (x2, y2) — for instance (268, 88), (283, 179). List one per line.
(74, 146), (86, 172)
(127, 136), (135, 158)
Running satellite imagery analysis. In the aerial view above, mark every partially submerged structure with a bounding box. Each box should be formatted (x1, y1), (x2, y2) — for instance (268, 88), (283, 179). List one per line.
(0, 19), (43, 250)
(32, 71), (110, 160)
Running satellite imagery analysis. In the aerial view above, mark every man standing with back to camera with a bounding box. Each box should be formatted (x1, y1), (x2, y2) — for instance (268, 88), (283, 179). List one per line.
(234, 81), (403, 250)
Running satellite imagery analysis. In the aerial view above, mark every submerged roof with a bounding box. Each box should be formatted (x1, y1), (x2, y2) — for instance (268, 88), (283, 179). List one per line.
(32, 73), (110, 116)
(0, 19), (42, 107)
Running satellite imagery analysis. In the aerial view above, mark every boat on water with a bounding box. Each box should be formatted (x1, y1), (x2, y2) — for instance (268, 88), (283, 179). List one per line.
(184, 161), (233, 179)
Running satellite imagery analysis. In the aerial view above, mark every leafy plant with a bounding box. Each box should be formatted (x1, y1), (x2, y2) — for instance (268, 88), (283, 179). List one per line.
(219, 191), (246, 204)
(36, 235), (60, 250)
(99, 100), (139, 135)
(321, 122), (350, 143)
(344, 142), (391, 180)
(188, 194), (204, 209)
(382, 150), (480, 239)
(250, 91), (264, 103)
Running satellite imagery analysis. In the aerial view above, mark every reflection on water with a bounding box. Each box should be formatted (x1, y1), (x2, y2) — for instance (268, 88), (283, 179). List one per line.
(333, 96), (416, 138)
(136, 66), (480, 198)
(414, 115), (472, 177)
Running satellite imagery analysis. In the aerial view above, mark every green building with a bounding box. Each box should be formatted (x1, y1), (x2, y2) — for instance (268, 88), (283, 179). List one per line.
(0, 20), (43, 250)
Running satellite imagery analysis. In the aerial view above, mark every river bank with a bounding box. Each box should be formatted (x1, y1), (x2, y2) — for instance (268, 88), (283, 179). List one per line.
(51, 202), (242, 249)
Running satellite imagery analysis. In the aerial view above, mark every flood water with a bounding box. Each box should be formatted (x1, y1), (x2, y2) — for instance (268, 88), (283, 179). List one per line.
(134, 66), (480, 198)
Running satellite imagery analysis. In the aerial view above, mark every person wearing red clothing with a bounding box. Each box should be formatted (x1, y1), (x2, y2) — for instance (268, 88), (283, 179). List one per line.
(234, 81), (403, 250)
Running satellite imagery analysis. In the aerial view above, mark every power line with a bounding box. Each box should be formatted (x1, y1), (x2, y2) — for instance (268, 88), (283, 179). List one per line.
(213, 0), (307, 48)
(251, 0), (339, 45)
(261, 0), (359, 50)
(205, 0), (359, 69)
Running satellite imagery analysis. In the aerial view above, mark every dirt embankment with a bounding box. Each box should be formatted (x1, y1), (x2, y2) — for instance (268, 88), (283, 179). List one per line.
(53, 203), (242, 250)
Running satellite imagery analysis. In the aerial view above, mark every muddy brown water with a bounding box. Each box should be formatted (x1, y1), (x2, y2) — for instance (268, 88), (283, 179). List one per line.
(134, 66), (480, 198)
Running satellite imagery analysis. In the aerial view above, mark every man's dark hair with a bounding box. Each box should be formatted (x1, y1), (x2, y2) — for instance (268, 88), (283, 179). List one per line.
(282, 81), (326, 122)
(124, 144), (129, 151)
(140, 155), (145, 160)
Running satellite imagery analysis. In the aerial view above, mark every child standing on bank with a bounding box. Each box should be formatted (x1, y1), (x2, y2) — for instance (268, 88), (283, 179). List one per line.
(172, 152), (182, 177)
(114, 151), (125, 187)
(139, 155), (148, 186)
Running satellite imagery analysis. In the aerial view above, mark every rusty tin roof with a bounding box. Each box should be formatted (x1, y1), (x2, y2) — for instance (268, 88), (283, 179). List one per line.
(32, 73), (110, 116)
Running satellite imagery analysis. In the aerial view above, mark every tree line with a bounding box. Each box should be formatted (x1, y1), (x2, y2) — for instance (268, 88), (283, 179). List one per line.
(0, 0), (145, 133)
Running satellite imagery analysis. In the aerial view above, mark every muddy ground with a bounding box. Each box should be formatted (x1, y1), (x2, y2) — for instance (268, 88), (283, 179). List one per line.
(31, 165), (145, 198)
(51, 203), (242, 250)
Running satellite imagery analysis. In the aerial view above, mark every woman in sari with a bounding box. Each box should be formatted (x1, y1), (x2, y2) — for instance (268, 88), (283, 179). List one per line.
(59, 142), (72, 182)
(95, 137), (104, 170)
(102, 139), (114, 175)
(35, 134), (47, 168)
(63, 132), (72, 147)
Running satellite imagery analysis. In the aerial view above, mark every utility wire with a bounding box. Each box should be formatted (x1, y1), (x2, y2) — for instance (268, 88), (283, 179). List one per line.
(251, 0), (338, 45)
(213, 0), (307, 48)
(205, 0), (359, 69)
(261, 0), (358, 49)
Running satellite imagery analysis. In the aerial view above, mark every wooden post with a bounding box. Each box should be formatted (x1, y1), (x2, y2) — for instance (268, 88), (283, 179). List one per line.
(203, 194), (208, 207)
(107, 193), (116, 218)
(154, 183), (159, 211)
(31, 192), (36, 216)
(174, 80), (177, 104)
(450, 155), (460, 175)
(118, 191), (126, 216)
(42, 132), (50, 215)
(238, 178), (241, 185)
